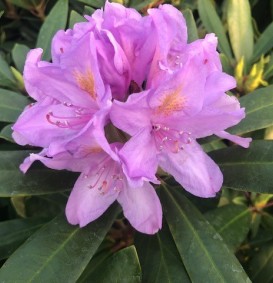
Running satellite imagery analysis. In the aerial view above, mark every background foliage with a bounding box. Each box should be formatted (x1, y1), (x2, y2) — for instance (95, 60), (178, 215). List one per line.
(1, 0), (273, 282)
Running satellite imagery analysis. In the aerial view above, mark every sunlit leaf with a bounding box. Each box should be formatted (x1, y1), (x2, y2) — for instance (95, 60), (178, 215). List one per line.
(227, 0), (254, 63)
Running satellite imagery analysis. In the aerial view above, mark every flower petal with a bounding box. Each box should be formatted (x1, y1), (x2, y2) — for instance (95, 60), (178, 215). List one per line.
(216, 130), (252, 148)
(66, 172), (119, 227)
(159, 140), (223, 197)
(119, 128), (158, 184)
(117, 182), (162, 234)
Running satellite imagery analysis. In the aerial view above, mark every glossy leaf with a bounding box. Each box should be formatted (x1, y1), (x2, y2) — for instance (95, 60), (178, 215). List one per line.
(252, 21), (273, 62)
(205, 204), (251, 250)
(0, 89), (29, 122)
(210, 140), (273, 193)
(0, 205), (119, 283)
(229, 85), (273, 135)
(36, 0), (68, 61)
(0, 217), (48, 260)
(183, 9), (198, 43)
(161, 186), (251, 283)
(0, 55), (17, 88)
(12, 44), (30, 73)
(135, 220), (190, 283)
(198, 0), (232, 59)
(227, 0), (254, 63)
(79, 246), (141, 283)
(248, 241), (273, 283)
(0, 150), (78, 197)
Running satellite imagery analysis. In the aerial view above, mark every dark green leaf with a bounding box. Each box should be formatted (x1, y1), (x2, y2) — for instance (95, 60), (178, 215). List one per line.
(248, 241), (273, 283)
(0, 205), (119, 283)
(12, 44), (30, 73)
(0, 217), (48, 260)
(161, 186), (251, 283)
(77, 0), (106, 8)
(79, 246), (141, 283)
(227, 0), (254, 63)
(229, 85), (273, 135)
(205, 204), (251, 250)
(0, 89), (30, 122)
(0, 124), (14, 143)
(210, 140), (273, 193)
(183, 9), (198, 43)
(0, 151), (78, 197)
(0, 55), (17, 88)
(198, 0), (232, 59)
(36, 0), (69, 61)
(252, 21), (273, 61)
(135, 220), (190, 283)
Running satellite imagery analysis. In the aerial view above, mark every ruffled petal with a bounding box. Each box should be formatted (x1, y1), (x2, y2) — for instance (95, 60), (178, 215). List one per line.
(117, 182), (162, 234)
(159, 140), (223, 197)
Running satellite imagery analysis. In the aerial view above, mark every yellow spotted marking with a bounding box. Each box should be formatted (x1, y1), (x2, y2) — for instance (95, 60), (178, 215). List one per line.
(156, 87), (186, 116)
(74, 69), (96, 100)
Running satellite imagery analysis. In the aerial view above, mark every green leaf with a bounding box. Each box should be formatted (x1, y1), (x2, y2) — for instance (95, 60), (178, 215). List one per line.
(248, 241), (273, 283)
(0, 124), (14, 143)
(198, 0), (232, 59)
(161, 186), (251, 283)
(229, 85), (273, 136)
(77, 0), (106, 8)
(0, 217), (48, 260)
(135, 220), (190, 283)
(252, 21), (273, 62)
(36, 0), (69, 61)
(128, 0), (151, 10)
(182, 9), (198, 43)
(12, 44), (30, 73)
(79, 246), (141, 283)
(0, 205), (119, 283)
(210, 140), (273, 193)
(205, 204), (251, 250)
(0, 89), (30, 122)
(0, 55), (17, 88)
(69, 10), (85, 28)
(0, 150), (78, 197)
(227, 0), (254, 63)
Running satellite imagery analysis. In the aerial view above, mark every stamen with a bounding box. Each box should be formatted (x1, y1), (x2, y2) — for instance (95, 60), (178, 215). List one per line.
(152, 123), (192, 153)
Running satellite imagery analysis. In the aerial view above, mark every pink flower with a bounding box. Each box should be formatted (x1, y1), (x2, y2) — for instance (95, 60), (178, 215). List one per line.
(12, 1), (251, 234)
(110, 34), (251, 198)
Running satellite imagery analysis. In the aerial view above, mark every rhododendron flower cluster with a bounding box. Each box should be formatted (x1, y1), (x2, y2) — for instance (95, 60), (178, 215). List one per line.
(12, 1), (251, 234)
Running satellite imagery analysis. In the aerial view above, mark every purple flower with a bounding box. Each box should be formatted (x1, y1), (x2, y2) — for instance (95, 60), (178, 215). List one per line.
(110, 34), (251, 198)
(12, 1), (251, 234)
